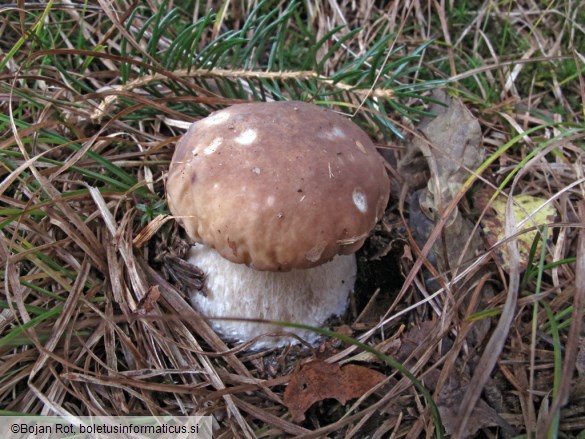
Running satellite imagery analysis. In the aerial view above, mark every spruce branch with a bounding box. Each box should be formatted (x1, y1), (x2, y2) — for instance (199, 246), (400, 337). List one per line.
(91, 68), (397, 122)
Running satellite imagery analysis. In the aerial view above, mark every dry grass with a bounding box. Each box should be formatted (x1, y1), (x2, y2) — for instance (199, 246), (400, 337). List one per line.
(1, 0), (584, 437)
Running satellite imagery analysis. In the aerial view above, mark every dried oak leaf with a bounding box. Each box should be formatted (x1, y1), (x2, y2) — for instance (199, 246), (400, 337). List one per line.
(283, 360), (386, 422)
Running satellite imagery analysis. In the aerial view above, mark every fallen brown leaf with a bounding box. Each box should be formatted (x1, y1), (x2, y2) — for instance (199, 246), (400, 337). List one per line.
(283, 360), (386, 422)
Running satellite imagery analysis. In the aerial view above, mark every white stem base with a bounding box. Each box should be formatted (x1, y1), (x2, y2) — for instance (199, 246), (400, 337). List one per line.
(187, 244), (356, 348)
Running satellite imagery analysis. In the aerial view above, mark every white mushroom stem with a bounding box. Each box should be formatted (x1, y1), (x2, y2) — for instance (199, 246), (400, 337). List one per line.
(187, 244), (356, 348)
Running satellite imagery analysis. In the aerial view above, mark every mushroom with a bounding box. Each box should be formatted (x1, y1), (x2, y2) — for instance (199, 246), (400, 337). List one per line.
(166, 101), (390, 347)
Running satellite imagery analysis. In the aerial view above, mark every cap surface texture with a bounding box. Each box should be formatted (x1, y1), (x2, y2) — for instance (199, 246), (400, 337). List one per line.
(167, 101), (390, 271)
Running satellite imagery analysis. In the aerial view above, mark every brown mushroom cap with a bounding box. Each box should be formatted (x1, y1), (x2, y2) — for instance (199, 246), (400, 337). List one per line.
(166, 101), (390, 271)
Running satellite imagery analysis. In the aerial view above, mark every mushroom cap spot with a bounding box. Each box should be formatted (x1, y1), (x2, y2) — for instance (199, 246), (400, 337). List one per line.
(332, 126), (346, 138)
(203, 137), (223, 155)
(352, 188), (368, 213)
(166, 101), (390, 271)
(202, 110), (231, 125)
(319, 126), (347, 140)
(235, 128), (257, 145)
(305, 239), (327, 263)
